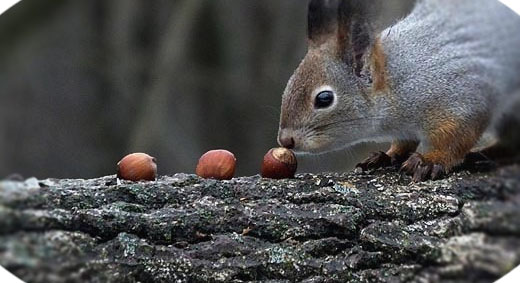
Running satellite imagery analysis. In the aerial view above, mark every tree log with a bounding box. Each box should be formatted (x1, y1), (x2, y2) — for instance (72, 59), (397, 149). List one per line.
(1, 165), (520, 282)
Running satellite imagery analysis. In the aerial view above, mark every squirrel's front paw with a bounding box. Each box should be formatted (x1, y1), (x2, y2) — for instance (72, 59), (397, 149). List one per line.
(356, 151), (392, 171)
(400, 153), (446, 182)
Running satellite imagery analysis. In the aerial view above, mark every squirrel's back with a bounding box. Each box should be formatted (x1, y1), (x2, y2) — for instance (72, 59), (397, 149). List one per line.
(383, 0), (520, 119)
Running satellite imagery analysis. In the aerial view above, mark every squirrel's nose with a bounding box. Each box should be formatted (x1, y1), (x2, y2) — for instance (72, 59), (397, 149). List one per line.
(278, 135), (295, 149)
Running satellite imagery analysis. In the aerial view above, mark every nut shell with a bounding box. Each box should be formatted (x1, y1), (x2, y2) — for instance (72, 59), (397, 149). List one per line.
(196, 150), (236, 180)
(117, 153), (157, 181)
(261, 147), (297, 179)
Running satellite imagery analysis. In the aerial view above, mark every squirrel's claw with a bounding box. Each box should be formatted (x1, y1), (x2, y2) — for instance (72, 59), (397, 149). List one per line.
(356, 150), (411, 171)
(401, 153), (446, 182)
(356, 151), (392, 171)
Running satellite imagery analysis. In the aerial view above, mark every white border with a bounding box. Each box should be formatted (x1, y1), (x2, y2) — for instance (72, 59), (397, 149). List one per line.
(500, 0), (520, 14)
(0, 0), (24, 272)
(0, 0), (19, 15)
(1, 0), (26, 272)
(0, 1), (518, 283)
(468, 1), (520, 279)
(496, 266), (520, 283)
(0, 266), (24, 283)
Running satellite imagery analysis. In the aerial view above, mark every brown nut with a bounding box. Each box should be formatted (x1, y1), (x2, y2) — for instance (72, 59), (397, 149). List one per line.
(117, 153), (157, 181)
(261, 147), (297, 179)
(196, 150), (236, 180)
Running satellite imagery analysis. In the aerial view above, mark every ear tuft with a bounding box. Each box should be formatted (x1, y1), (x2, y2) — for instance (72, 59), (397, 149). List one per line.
(351, 21), (372, 76)
(308, 0), (340, 45)
(307, 0), (380, 78)
(338, 0), (375, 77)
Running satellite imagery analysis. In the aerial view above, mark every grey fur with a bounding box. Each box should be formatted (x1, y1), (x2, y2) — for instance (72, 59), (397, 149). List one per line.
(279, 0), (520, 156)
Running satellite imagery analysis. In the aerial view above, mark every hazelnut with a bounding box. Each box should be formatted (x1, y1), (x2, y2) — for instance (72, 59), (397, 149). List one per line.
(117, 153), (157, 181)
(196, 150), (236, 180)
(261, 147), (297, 179)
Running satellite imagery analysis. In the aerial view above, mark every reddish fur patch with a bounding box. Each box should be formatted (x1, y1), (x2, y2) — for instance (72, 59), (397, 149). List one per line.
(371, 38), (389, 92)
(386, 140), (419, 157)
(423, 117), (484, 169)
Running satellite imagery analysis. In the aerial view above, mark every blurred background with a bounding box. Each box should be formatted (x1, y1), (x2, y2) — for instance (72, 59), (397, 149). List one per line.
(0, 0), (439, 179)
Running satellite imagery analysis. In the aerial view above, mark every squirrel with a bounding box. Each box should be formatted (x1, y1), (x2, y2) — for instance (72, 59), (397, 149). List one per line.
(277, 0), (520, 182)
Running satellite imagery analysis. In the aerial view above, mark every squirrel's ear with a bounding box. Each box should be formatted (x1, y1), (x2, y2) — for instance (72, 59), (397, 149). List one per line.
(338, 0), (376, 77)
(308, 0), (341, 46)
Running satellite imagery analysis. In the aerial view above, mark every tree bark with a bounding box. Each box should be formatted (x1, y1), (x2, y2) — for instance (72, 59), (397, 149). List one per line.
(1, 165), (519, 282)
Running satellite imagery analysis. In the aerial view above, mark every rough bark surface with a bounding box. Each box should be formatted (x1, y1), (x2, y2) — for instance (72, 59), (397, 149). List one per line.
(1, 165), (520, 282)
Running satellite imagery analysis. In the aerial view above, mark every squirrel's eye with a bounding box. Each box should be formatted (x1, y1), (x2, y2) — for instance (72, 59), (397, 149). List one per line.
(314, 91), (334, 109)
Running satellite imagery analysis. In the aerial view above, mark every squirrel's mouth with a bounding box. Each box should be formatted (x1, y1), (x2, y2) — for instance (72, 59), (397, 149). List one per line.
(294, 136), (336, 155)
(278, 127), (340, 154)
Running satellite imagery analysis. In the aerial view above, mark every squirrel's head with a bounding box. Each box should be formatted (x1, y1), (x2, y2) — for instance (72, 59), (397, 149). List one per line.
(278, 0), (388, 153)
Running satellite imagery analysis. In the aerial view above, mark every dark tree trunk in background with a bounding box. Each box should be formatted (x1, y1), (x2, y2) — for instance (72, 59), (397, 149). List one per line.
(0, 0), (415, 178)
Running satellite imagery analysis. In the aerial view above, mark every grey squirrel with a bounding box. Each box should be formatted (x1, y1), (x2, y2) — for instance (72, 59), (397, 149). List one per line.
(277, 0), (520, 182)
